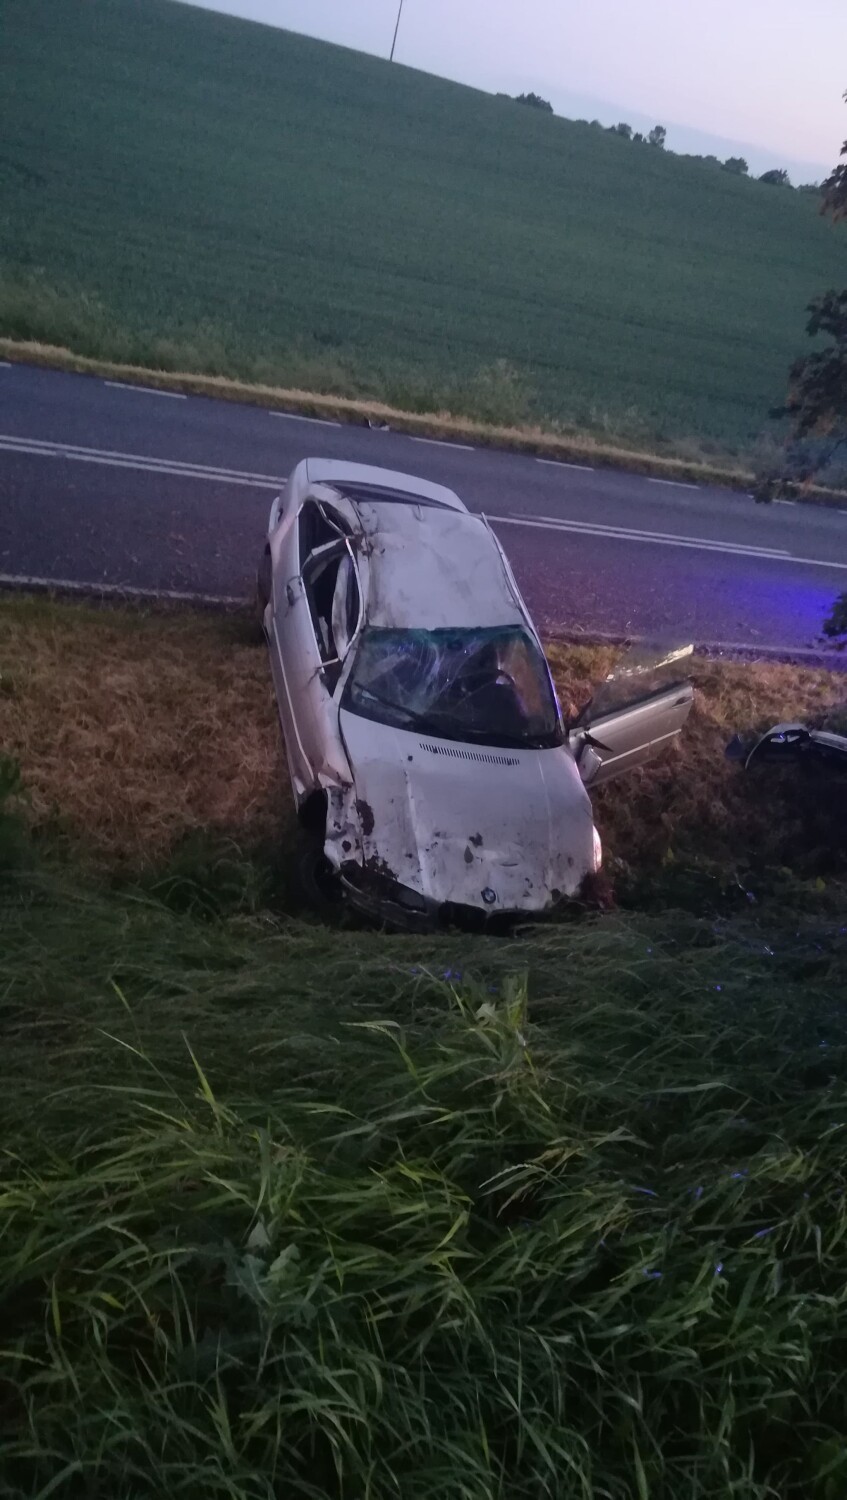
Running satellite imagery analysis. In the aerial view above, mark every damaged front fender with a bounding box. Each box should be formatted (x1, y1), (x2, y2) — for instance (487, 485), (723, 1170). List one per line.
(322, 782), (440, 928)
(323, 782), (364, 872)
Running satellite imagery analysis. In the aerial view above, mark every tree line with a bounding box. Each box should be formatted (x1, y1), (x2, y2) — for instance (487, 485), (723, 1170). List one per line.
(502, 93), (819, 193)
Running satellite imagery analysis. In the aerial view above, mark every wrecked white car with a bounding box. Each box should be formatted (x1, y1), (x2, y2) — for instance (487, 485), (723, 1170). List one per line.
(257, 458), (694, 927)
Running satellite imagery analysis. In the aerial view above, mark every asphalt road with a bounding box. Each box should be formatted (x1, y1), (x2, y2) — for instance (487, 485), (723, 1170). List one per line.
(2, 361), (847, 653)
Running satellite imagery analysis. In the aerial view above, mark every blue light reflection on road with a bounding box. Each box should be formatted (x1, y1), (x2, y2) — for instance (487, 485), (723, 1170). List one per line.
(725, 573), (838, 645)
(497, 525), (847, 649)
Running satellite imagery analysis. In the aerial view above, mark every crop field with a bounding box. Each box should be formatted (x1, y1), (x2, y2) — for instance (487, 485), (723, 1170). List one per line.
(4, 597), (847, 1496)
(1, 0), (844, 457)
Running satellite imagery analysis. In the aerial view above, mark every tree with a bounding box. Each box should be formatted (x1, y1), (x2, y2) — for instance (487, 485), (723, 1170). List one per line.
(764, 91), (847, 636)
(798, 182), (822, 195)
(777, 93), (847, 474)
(780, 290), (847, 456)
(515, 92), (553, 113)
(723, 156), (749, 175)
(608, 122), (633, 140)
(648, 125), (666, 148)
(632, 131), (645, 144)
(759, 168), (791, 186)
(822, 95), (847, 219)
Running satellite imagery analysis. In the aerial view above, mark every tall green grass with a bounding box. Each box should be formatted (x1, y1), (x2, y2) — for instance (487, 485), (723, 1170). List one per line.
(4, 815), (847, 1495)
(1, 0), (844, 451)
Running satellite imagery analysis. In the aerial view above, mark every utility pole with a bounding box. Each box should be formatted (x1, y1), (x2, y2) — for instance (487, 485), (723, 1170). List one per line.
(390, 0), (405, 61)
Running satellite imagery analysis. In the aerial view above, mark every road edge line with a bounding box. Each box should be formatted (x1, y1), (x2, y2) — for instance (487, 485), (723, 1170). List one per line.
(0, 573), (244, 607)
(1, 578), (843, 667)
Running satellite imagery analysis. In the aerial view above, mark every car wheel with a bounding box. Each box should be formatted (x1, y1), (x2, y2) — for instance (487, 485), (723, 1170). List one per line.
(296, 828), (343, 915)
(252, 549), (272, 642)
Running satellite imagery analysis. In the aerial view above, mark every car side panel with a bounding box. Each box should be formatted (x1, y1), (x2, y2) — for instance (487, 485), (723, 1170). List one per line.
(266, 505), (314, 800)
(273, 576), (328, 787)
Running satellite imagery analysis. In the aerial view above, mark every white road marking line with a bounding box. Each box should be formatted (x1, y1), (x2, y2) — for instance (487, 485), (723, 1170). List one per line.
(536, 458), (594, 471)
(53, 452), (279, 487)
(0, 432), (285, 480)
(0, 441), (281, 488)
(270, 410), (341, 428)
(104, 380), (187, 399)
(0, 434), (287, 488)
(0, 571), (244, 604)
(559, 628), (846, 661)
(772, 499), (797, 506)
(0, 564), (840, 661)
(409, 436), (475, 451)
(491, 514), (847, 569)
(1, 571), (838, 662)
(648, 477), (700, 491)
(0, 361), (11, 369)
(517, 511), (790, 555)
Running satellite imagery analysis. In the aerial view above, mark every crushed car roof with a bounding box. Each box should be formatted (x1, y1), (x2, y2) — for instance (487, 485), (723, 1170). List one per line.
(355, 500), (525, 632)
(304, 458), (464, 511)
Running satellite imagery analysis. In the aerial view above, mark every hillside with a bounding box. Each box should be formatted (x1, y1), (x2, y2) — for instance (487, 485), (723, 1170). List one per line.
(1, 0), (843, 453)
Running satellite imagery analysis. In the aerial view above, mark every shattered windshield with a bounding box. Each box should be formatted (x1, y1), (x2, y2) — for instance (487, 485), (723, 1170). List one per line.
(342, 627), (562, 749)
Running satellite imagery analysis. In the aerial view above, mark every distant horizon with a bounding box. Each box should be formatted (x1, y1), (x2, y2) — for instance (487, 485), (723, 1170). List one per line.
(178, 0), (841, 182)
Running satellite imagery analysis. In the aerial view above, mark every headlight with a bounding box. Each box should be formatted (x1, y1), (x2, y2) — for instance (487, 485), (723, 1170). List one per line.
(592, 826), (603, 873)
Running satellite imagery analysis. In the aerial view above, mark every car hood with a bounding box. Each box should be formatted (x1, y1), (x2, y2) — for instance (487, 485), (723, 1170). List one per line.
(337, 709), (595, 913)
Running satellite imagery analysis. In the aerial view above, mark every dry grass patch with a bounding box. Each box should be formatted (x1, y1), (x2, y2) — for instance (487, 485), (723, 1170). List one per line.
(547, 642), (847, 874)
(2, 595), (846, 877)
(0, 596), (289, 865)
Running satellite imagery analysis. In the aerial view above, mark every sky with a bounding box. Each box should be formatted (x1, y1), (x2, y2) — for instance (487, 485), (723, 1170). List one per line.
(182, 0), (845, 180)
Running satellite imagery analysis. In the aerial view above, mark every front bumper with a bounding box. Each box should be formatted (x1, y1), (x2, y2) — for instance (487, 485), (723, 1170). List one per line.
(339, 862), (570, 933)
(340, 864), (439, 932)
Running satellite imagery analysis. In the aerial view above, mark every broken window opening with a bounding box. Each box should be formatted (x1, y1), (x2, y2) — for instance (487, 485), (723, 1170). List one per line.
(298, 498), (352, 562)
(573, 640), (694, 727)
(303, 540), (361, 690)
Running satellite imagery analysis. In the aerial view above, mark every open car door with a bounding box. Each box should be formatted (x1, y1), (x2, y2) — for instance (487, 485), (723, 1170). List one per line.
(568, 642), (694, 788)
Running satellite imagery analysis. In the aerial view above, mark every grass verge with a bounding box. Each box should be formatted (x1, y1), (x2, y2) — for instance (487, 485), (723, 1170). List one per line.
(3, 827), (847, 1496)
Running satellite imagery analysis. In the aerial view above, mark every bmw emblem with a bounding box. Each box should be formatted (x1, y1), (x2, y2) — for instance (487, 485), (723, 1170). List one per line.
(481, 888), (497, 907)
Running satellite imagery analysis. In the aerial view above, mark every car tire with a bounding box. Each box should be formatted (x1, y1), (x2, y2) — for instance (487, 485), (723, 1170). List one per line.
(296, 827), (343, 916)
(252, 549), (272, 643)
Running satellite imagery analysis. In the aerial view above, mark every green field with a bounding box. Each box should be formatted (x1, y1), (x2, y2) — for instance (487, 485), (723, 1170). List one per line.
(1, 0), (844, 456)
